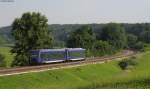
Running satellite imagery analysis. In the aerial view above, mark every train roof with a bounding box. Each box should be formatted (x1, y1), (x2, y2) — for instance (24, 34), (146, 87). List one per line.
(31, 48), (85, 52)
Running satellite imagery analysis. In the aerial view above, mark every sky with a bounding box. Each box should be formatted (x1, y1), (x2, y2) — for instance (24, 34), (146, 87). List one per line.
(0, 0), (150, 27)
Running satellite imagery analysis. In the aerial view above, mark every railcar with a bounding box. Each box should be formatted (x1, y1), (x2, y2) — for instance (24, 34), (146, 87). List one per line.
(30, 48), (86, 64)
(67, 48), (86, 61)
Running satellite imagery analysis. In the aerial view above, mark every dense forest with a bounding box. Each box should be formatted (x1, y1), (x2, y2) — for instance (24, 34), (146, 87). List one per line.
(0, 23), (150, 47)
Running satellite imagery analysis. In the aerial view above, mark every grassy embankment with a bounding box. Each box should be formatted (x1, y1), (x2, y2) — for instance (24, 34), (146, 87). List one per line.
(0, 46), (14, 67)
(0, 50), (149, 89)
(0, 34), (14, 67)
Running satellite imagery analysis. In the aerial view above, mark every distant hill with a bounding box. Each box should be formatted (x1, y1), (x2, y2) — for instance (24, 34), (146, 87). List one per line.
(0, 26), (13, 45)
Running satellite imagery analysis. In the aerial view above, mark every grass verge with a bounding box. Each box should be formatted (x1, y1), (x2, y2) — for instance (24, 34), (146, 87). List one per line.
(0, 46), (14, 67)
(0, 51), (149, 89)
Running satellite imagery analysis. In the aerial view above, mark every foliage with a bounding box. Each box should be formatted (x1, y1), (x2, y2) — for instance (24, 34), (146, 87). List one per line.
(85, 49), (93, 57)
(134, 41), (144, 51)
(11, 12), (53, 66)
(53, 40), (66, 48)
(127, 34), (138, 48)
(118, 57), (138, 70)
(67, 25), (95, 50)
(93, 40), (113, 56)
(11, 53), (29, 66)
(1, 23), (150, 50)
(143, 44), (150, 51)
(101, 23), (127, 50)
(0, 47), (14, 67)
(0, 35), (7, 45)
(140, 30), (150, 43)
(0, 53), (6, 67)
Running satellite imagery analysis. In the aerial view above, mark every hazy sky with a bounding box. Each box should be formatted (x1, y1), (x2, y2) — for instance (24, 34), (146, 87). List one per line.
(0, 0), (150, 27)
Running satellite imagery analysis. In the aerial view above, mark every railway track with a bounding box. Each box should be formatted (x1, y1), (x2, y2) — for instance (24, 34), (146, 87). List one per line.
(0, 50), (136, 76)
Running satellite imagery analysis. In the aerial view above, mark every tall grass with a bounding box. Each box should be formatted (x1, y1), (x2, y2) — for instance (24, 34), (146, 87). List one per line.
(77, 51), (150, 89)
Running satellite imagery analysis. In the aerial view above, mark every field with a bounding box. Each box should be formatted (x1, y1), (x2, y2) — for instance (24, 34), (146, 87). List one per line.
(0, 46), (14, 67)
(0, 51), (149, 89)
(0, 35), (7, 44)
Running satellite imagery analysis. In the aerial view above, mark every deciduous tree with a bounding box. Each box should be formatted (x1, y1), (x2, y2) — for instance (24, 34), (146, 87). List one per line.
(11, 12), (53, 66)
(101, 23), (127, 50)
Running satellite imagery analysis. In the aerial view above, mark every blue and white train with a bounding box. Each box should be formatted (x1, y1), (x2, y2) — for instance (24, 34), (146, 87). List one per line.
(30, 48), (86, 64)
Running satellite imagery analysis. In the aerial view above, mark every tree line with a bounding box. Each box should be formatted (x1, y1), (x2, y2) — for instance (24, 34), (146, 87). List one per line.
(4, 12), (149, 67)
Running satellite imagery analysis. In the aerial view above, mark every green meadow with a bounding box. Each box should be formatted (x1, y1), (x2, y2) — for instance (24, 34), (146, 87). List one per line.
(0, 51), (149, 89)
(0, 32), (13, 66)
(0, 46), (14, 67)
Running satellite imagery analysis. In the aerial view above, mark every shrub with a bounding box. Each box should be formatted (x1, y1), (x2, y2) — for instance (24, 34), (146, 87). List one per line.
(143, 44), (150, 51)
(134, 41), (144, 51)
(11, 54), (29, 67)
(93, 40), (113, 56)
(118, 57), (138, 70)
(85, 49), (93, 57)
(0, 54), (6, 67)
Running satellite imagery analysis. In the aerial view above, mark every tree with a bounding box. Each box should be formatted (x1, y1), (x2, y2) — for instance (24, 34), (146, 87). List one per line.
(134, 41), (144, 50)
(93, 40), (112, 56)
(67, 25), (95, 50)
(118, 57), (138, 70)
(101, 23), (127, 50)
(0, 53), (6, 67)
(141, 31), (150, 43)
(127, 34), (144, 50)
(11, 12), (53, 66)
(127, 34), (138, 48)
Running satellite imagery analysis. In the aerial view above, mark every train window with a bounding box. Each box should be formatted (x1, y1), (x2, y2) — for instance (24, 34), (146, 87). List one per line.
(31, 54), (39, 58)
(40, 52), (65, 60)
(69, 51), (84, 57)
